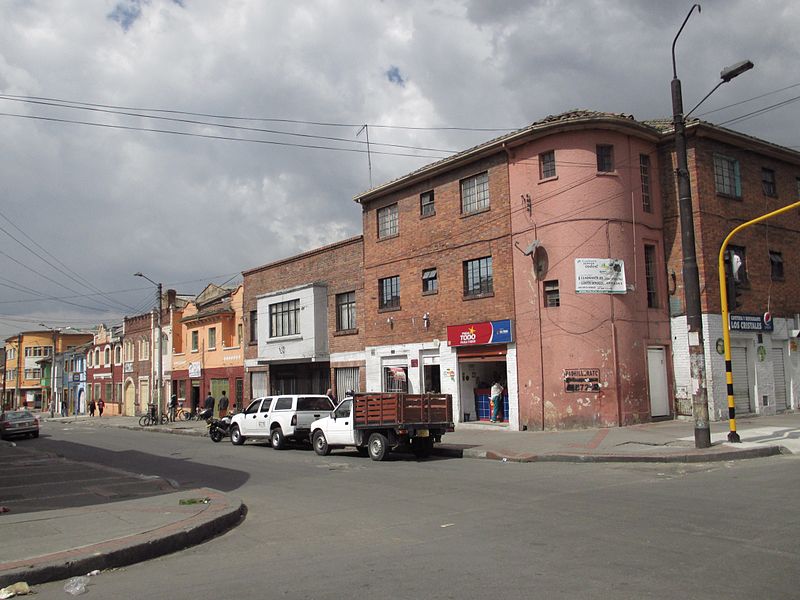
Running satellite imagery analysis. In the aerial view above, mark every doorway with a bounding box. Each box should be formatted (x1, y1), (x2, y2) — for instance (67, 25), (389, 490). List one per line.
(647, 347), (670, 417)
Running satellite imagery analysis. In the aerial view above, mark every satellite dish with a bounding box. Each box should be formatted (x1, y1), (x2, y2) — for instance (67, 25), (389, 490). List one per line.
(533, 246), (549, 280)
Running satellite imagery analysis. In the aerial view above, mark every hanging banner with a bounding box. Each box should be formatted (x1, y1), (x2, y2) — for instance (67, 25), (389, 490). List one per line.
(575, 258), (626, 294)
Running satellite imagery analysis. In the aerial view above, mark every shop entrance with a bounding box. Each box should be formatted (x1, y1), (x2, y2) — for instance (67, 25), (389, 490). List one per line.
(270, 362), (330, 395)
(457, 346), (508, 423)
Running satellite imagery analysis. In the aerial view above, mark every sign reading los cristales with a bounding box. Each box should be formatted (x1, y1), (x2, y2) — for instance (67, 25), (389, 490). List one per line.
(446, 320), (513, 346)
(729, 314), (774, 332)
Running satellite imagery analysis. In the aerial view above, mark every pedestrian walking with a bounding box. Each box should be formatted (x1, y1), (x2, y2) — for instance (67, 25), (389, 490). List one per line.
(202, 392), (215, 419)
(490, 377), (504, 423)
(218, 390), (229, 416)
(326, 388), (335, 404)
(97, 398), (105, 417)
(89, 399), (96, 417)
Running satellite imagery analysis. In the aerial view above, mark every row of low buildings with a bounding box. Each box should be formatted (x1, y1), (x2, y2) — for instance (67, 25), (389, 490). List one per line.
(3, 110), (799, 429)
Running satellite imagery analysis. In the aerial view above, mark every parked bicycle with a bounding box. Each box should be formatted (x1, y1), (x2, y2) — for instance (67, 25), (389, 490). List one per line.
(138, 404), (169, 427)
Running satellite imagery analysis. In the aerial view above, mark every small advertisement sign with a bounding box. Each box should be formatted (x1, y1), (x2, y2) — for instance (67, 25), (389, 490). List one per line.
(575, 258), (626, 294)
(446, 319), (513, 347)
(729, 314), (774, 332)
(188, 361), (202, 378)
(564, 368), (601, 393)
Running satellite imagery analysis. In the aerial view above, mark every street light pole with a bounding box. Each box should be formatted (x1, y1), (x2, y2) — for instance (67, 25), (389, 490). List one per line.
(134, 273), (163, 423)
(670, 4), (753, 449)
(39, 323), (57, 418)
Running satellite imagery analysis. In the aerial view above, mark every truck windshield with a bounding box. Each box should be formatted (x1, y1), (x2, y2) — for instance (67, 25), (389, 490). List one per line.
(297, 397), (334, 411)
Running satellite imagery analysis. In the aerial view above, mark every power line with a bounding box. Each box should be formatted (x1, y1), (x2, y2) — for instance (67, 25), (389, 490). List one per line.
(0, 112), (448, 160)
(717, 94), (800, 127)
(696, 81), (800, 117)
(0, 93), (517, 132)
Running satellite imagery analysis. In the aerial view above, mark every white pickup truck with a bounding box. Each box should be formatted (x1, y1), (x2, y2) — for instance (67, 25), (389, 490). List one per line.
(229, 394), (334, 449)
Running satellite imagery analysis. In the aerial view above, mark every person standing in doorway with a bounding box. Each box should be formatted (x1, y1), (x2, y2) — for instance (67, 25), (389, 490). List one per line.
(97, 398), (105, 417)
(218, 390), (229, 417)
(490, 378), (504, 423)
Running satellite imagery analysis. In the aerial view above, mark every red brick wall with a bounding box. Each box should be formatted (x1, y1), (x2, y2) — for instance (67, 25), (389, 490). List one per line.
(361, 153), (515, 348)
(661, 130), (800, 318)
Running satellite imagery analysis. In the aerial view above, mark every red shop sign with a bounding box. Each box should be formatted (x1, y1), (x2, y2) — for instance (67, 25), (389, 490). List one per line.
(446, 322), (494, 346)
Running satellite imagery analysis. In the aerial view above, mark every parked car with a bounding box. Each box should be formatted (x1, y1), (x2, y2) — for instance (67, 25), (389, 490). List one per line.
(229, 394), (334, 449)
(310, 393), (454, 461)
(0, 410), (40, 440)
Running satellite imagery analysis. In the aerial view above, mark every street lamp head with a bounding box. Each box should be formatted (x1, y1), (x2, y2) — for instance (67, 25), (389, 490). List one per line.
(720, 60), (754, 82)
(133, 272), (143, 277)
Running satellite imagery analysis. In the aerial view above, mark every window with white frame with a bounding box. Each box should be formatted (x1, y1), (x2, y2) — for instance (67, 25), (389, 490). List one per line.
(377, 204), (399, 239)
(104, 347), (110, 365)
(139, 339), (149, 361)
(270, 299), (300, 337)
(544, 280), (560, 307)
(420, 191), (435, 216)
(422, 268), (438, 294)
(191, 331), (198, 352)
(114, 345), (122, 364)
(460, 172), (489, 214)
(714, 154), (742, 197)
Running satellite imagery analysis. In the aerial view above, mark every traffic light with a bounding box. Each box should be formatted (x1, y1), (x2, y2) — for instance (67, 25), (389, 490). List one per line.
(724, 249), (744, 311)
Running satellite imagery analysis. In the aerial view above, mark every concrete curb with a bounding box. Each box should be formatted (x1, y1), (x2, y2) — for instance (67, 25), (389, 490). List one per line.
(0, 488), (246, 588)
(435, 444), (785, 463)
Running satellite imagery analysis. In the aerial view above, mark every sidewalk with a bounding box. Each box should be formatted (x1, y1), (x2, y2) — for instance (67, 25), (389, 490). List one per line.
(0, 487), (244, 588)
(43, 409), (800, 462)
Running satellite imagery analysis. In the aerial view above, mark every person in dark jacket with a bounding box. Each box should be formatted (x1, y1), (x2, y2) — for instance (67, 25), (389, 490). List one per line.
(218, 390), (229, 416)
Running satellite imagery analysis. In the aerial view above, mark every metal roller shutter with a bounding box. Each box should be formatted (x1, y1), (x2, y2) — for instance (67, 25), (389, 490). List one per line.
(772, 348), (788, 411)
(335, 367), (359, 401)
(731, 346), (751, 415)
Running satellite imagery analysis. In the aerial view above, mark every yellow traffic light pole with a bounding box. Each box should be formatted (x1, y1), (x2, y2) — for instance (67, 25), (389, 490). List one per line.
(718, 200), (800, 442)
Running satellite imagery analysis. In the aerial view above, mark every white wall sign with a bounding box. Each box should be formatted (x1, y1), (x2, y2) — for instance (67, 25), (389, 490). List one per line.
(575, 258), (627, 294)
(188, 361), (202, 378)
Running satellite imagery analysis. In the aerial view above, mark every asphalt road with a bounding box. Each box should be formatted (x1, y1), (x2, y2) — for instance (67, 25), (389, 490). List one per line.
(20, 420), (800, 600)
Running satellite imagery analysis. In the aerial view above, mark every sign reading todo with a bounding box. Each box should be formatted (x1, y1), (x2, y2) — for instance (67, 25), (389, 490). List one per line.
(564, 368), (601, 393)
(575, 258), (626, 294)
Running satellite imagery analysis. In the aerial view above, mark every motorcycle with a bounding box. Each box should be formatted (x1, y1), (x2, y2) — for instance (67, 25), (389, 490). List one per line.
(207, 411), (234, 443)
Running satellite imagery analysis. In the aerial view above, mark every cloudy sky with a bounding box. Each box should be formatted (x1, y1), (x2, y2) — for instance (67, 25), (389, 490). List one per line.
(1, 0), (798, 341)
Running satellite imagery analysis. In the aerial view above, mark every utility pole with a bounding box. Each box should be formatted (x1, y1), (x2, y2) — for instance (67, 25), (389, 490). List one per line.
(156, 282), (163, 423)
(670, 4), (753, 448)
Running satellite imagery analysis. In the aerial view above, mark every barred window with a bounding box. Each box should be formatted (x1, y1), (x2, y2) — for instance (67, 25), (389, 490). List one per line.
(270, 299), (300, 338)
(379, 276), (400, 309)
(463, 256), (493, 297)
(596, 145), (614, 172)
(460, 172), (490, 214)
(544, 280), (560, 308)
(640, 154), (652, 212)
(714, 154), (742, 198)
(539, 150), (556, 179)
(377, 204), (399, 239)
(336, 291), (356, 331)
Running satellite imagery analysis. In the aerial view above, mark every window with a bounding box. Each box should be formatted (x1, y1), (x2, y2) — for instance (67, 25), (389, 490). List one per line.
(270, 299), (300, 337)
(728, 245), (748, 286)
(383, 366), (408, 393)
(139, 339), (149, 361)
(87, 352), (93, 368)
(379, 276), (401, 309)
(334, 399), (352, 419)
(770, 251), (784, 281)
(104, 347), (110, 365)
(377, 204), (399, 239)
(249, 310), (258, 344)
(539, 150), (556, 179)
(420, 190), (435, 217)
(422, 268), (438, 294)
(596, 144), (614, 172)
(237, 324), (243, 346)
(114, 345), (121, 364)
(124, 341), (134, 362)
(762, 168), (777, 197)
(463, 256), (493, 297)
(191, 331), (199, 352)
(274, 397), (292, 410)
(298, 396), (334, 411)
(208, 327), (217, 350)
(94, 349), (100, 365)
(24, 368), (41, 380)
(105, 383), (112, 402)
(336, 291), (356, 331)
(544, 280), (560, 307)
(644, 244), (658, 308)
(161, 333), (168, 355)
(640, 154), (652, 212)
(460, 172), (490, 214)
(714, 154), (742, 197)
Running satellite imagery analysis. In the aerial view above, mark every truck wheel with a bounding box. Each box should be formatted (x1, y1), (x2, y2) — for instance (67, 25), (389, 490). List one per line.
(367, 433), (388, 461)
(230, 424), (245, 446)
(271, 427), (286, 450)
(313, 430), (331, 456)
(412, 437), (434, 459)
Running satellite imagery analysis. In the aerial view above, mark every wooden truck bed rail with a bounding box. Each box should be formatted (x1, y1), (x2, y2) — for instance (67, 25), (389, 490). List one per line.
(353, 393), (452, 427)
